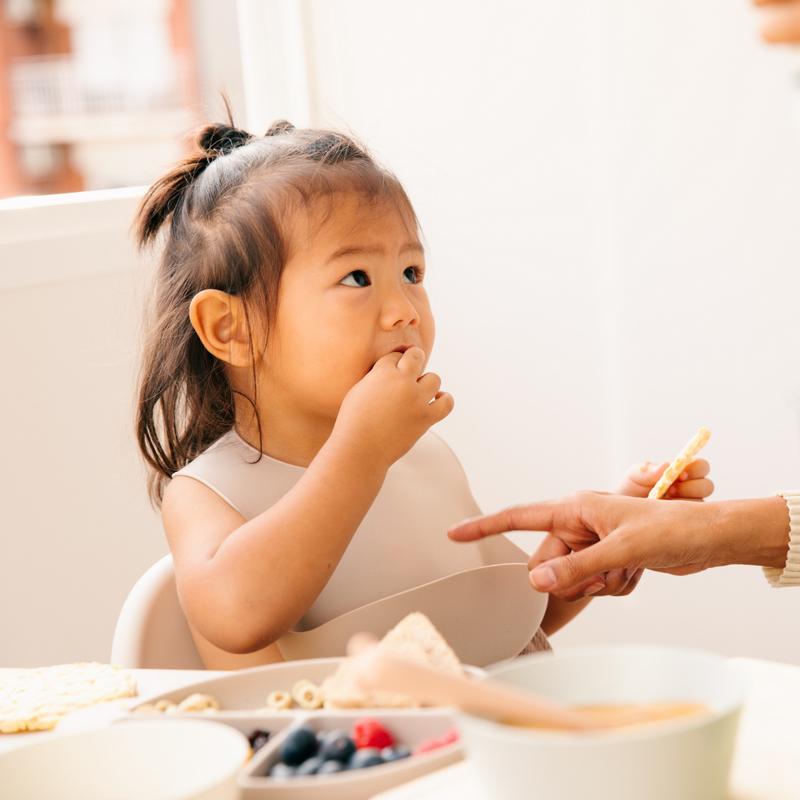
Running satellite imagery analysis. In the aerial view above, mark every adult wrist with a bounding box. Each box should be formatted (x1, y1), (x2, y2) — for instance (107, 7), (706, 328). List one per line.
(715, 497), (790, 569)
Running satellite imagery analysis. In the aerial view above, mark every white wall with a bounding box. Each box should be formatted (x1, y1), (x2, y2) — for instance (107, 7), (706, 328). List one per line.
(4, 0), (800, 668)
(0, 190), (168, 668)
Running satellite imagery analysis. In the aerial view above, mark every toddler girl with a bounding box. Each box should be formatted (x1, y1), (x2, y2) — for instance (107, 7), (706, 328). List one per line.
(135, 120), (712, 669)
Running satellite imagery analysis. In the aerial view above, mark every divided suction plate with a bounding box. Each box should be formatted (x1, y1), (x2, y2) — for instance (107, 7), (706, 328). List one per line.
(65, 658), (481, 799)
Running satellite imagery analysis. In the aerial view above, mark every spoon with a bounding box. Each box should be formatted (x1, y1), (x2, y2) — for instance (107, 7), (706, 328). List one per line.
(346, 634), (701, 732)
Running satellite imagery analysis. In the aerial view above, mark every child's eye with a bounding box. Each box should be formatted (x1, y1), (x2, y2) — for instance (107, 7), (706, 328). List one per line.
(340, 270), (370, 288)
(403, 267), (421, 284)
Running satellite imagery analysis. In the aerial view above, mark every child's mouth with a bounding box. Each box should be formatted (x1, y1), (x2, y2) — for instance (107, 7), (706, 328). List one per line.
(369, 344), (413, 371)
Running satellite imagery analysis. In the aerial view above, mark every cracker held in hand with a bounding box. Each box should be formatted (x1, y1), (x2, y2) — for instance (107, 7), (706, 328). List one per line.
(648, 428), (711, 500)
(320, 612), (462, 709)
(0, 663), (136, 733)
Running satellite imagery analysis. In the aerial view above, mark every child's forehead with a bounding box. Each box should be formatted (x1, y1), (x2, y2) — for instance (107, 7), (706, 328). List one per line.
(287, 190), (421, 255)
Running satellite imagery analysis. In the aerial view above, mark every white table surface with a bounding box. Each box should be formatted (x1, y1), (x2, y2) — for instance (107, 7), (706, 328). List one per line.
(2, 658), (800, 798)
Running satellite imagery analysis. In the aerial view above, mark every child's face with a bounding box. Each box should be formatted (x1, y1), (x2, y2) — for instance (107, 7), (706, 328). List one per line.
(258, 192), (434, 425)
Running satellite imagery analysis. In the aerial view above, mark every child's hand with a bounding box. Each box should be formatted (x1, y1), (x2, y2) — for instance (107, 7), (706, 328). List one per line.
(615, 460), (713, 500)
(334, 347), (454, 467)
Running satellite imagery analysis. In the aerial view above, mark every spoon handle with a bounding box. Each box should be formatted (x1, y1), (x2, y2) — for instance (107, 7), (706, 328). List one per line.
(350, 650), (604, 731)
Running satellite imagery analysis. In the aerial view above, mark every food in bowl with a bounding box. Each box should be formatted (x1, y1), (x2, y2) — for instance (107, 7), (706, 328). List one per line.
(457, 646), (745, 800)
(503, 701), (709, 731)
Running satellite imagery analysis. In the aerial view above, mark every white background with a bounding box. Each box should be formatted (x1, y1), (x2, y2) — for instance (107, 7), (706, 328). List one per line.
(3, 0), (800, 666)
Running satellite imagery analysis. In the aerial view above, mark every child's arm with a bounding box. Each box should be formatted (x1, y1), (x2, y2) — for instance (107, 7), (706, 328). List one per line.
(163, 347), (453, 655)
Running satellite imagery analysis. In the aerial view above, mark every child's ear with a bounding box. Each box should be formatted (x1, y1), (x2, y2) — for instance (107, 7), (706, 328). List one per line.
(189, 290), (257, 367)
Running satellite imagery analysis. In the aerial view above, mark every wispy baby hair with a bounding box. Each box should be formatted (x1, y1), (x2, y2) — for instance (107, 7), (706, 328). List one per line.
(135, 117), (416, 505)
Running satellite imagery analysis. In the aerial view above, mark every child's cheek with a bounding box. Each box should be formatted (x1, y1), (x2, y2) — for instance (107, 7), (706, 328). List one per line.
(423, 314), (436, 363)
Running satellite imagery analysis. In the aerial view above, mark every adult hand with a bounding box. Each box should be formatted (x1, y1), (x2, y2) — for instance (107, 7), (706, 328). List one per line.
(447, 493), (790, 596)
(526, 521), (644, 602)
(754, 0), (800, 43)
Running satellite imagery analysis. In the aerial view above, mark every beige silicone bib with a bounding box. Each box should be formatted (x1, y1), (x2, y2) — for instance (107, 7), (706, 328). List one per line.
(277, 563), (545, 666)
(175, 430), (544, 664)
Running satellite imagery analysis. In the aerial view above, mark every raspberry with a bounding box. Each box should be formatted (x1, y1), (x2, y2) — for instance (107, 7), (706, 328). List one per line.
(413, 727), (460, 755)
(352, 717), (394, 750)
(440, 727), (460, 745)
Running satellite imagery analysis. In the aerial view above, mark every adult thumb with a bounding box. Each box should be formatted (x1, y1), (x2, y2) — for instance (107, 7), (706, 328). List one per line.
(530, 542), (621, 593)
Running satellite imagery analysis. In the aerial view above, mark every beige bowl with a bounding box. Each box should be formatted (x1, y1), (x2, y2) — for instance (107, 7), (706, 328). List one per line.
(0, 719), (250, 800)
(456, 645), (746, 800)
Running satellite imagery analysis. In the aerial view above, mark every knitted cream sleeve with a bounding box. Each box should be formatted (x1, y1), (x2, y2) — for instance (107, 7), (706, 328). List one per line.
(763, 491), (800, 587)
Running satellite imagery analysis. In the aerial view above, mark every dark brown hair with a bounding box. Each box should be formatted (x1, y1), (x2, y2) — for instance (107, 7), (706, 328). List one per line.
(135, 119), (417, 506)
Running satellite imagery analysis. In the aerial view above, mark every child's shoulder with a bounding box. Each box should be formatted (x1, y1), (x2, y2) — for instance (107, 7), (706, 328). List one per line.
(174, 429), (253, 478)
(171, 429), (307, 522)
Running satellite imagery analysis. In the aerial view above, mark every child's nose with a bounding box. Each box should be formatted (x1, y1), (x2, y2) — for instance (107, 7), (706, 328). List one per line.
(380, 286), (420, 330)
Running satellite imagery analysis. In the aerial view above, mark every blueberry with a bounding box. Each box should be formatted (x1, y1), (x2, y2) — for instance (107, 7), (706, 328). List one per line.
(248, 729), (271, 753)
(295, 756), (324, 776)
(268, 762), (295, 779)
(381, 745), (411, 762)
(279, 725), (318, 766)
(317, 760), (345, 775)
(348, 747), (385, 770)
(318, 731), (356, 763)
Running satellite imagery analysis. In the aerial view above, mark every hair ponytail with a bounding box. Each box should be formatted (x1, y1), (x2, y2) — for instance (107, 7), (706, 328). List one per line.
(135, 122), (257, 247)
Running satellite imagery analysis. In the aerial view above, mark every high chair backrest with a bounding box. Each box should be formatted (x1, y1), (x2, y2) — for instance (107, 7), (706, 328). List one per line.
(110, 554), (205, 670)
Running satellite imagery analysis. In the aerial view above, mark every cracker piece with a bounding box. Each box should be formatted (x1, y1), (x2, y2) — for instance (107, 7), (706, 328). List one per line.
(320, 612), (462, 709)
(376, 612), (462, 676)
(648, 428), (711, 500)
(0, 663), (136, 733)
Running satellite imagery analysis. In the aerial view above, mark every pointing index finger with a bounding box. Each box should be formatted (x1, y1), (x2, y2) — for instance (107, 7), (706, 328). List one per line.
(447, 503), (556, 542)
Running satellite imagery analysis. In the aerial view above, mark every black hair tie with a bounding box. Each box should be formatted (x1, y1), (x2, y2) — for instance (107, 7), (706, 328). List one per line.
(199, 124), (252, 156)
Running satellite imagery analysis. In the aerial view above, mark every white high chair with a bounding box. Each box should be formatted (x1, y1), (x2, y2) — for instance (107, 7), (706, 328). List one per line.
(110, 554), (205, 670)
